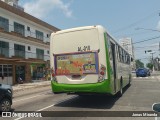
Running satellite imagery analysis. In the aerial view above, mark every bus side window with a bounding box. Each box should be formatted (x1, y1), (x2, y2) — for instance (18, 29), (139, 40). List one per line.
(118, 47), (121, 62)
(117, 45), (120, 62)
(119, 47), (123, 62)
(122, 50), (124, 62)
(116, 45), (118, 61)
(109, 41), (112, 60)
(124, 51), (127, 63)
(107, 35), (112, 60)
(128, 55), (131, 64)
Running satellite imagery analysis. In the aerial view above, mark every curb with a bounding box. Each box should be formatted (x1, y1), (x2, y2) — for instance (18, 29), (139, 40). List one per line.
(13, 82), (51, 93)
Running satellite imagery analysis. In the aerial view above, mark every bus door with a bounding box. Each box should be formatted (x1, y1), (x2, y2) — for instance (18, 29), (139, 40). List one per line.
(110, 42), (117, 93)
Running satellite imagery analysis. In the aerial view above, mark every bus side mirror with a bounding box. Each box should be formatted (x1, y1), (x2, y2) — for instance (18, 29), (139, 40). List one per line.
(152, 103), (160, 112)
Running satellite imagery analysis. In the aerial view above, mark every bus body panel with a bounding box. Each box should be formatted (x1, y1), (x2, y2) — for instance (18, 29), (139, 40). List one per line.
(51, 26), (108, 85)
(105, 32), (131, 94)
(52, 28), (99, 54)
(50, 25), (131, 95)
(56, 75), (99, 84)
(51, 80), (112, 94)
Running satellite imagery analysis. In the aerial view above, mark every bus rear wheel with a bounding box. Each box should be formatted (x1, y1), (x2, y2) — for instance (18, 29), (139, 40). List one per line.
(128, 75), (131, 87)
(117, 79), (123, 97)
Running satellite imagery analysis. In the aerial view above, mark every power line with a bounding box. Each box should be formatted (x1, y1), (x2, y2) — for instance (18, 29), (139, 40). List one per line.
(115, 31), (151, 38)
(139, 57), (151, 60)
(122, 36), (160, 47)
(135, 44), (158, 49)
(135, 49), (159, 52)
(135, 28), (160, 33)
(133, 36), (160, 44)
(113, 10), (160, 34)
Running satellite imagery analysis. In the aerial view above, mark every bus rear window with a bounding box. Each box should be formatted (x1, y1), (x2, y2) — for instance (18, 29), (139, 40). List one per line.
(54, 52), (99, 75)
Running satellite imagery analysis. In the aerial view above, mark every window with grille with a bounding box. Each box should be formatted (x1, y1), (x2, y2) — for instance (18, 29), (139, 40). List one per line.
(0, 16), (9, 32)
(36, 48), (44, 60)
(36, 30), (44, 40)
(0, 41), (9, 57)
(14, 22), (25, 36)
(14, 44), (25, 58)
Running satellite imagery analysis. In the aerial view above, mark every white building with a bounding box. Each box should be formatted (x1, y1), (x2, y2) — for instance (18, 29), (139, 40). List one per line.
(119, 37), (135, 70)
(0, 0), (59, 85)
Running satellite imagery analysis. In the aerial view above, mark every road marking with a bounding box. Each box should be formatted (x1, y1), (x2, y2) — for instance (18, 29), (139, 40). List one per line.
(13, 94), (42, 103)
(36, 104), (55, 111)
(14, 104), (55, 120)
(133, 76), (156, 79)
(13, 94), (76, 120)
(13, 90), (52, 103)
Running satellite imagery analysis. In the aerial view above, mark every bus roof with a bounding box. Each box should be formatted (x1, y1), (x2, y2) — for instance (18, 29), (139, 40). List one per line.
(51, 25), (131, 56)
(53, 25), (104, 35)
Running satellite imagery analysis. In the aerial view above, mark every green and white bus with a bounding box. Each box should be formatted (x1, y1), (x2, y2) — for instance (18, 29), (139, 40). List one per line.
(50, 25), (132, 96)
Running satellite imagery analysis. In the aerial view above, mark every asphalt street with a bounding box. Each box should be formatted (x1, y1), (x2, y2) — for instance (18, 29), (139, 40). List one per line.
(2, 75), (160, 120)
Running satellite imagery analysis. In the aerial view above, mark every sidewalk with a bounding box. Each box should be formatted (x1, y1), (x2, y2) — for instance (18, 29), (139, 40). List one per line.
(152, 70), (160, 78)
(13, 80), (51, 92)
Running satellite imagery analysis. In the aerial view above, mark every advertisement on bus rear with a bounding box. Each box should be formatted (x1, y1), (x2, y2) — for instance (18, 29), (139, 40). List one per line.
(54, 52), (99, 75)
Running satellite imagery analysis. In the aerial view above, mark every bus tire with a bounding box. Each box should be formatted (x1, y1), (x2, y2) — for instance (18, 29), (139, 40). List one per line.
(117, 78), (123, 97)
(128, 75), (131, 86)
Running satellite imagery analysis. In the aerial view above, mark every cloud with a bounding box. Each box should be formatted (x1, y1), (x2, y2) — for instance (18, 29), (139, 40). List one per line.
(22, 0), (73, 19)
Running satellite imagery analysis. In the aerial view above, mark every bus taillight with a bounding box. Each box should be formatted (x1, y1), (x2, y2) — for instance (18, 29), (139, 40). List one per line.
(100, 71), (105, 76)
(52, 73), (55, 77)
(51, 69), (57, 82)
(98, 65), (106, 82)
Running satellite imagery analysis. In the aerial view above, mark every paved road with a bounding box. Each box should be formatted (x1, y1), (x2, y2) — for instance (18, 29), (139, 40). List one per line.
(2, 76), (160, 120)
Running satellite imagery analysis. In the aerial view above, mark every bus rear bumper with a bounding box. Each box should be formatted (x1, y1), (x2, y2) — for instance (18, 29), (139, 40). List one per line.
(51, 80), (112, 94)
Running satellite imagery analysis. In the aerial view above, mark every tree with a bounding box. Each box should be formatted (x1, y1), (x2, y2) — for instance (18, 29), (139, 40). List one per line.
(135, 59), (144, 68)
(146, 63), (153, 70)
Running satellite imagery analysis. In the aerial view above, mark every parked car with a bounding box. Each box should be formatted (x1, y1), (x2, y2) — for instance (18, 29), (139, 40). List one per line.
(0, 84), (13, 95)
(146, 69), (151, 76)
(0, 84), (12, 112)
(136, 68), (148, 77)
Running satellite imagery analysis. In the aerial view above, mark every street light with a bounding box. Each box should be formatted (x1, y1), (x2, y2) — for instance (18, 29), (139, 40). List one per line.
(135, 27), (160, 70)
(145, 50), (152, 54)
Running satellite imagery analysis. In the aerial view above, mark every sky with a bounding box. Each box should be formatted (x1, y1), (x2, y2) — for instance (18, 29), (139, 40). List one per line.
(19, 0), (160, 66)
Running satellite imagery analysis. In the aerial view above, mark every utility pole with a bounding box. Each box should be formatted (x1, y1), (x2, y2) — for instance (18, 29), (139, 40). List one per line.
(158, 42), (160, 70)
(159, 42), (160, 56)
(150, 52), (156, 71)
(151, 53), (154, 63)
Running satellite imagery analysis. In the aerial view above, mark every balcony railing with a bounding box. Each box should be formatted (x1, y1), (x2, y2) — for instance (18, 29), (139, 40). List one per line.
(14, 50), (25, 58)
(0, 48), (49, 61)
(0, 23), (50, 43)
(0, 47), (9, 57)
(36, 54), (44, 60)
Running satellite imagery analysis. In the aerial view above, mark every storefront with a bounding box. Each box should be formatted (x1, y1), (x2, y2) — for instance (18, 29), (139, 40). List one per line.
(0, 58), (50, 85)
(31, 63), (45, 80)
(0, 64), (13, 85)
(15, 65), (25, 83)
(30, 60), (51, 81)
